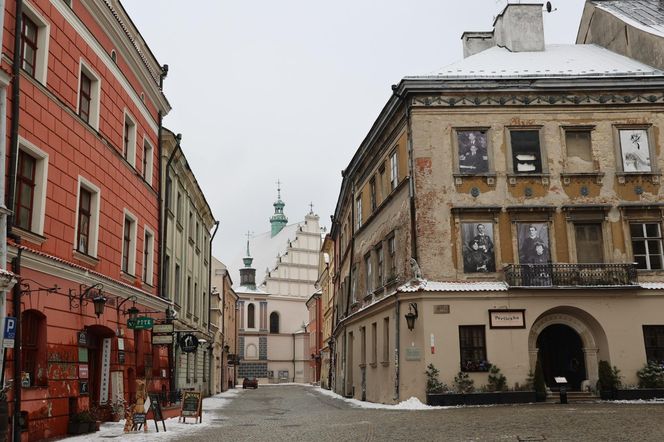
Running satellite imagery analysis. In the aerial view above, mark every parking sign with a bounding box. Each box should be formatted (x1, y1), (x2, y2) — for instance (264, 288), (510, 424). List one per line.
(3, 317), (16, 348)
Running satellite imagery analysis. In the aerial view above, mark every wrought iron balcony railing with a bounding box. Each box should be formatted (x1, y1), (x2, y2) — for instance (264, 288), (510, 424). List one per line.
(503, 263), (638, 288)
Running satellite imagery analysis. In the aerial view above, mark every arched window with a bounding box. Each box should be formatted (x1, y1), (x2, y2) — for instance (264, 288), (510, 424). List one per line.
(247, 303), (255, 328)
(22, 309), (47, 386)
(246, 343), (258, 359)
(270, 311), (280, 334)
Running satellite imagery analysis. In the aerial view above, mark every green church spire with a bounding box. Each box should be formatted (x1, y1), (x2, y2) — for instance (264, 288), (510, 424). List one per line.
(270, 179), (288, 237)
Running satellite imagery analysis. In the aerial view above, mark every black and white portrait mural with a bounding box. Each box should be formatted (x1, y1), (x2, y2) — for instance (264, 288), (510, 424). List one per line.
(619, 129), (651, 172)
(458, 130), (489, 173)
(462, 223), (495, 273)
(517, 223), (550, 264)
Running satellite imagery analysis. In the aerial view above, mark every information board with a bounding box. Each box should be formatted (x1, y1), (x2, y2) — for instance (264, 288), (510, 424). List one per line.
(179, 391), (202, 423)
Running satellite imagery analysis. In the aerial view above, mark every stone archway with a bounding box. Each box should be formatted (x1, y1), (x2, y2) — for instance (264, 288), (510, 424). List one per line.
(528, 311), (600, 389)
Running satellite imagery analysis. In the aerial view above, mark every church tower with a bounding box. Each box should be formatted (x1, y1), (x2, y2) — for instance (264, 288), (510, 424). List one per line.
(239, 236), (257, 289)
(270, 180), (288, 237)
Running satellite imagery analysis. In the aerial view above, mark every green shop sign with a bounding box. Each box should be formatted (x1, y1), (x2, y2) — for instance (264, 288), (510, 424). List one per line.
(127, 316), (154, 330)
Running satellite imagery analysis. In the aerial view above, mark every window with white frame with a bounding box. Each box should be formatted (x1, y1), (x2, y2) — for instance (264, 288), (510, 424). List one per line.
(390, 151), (398, 190)
(142, 227), (154, 285)
(75, 177), (100, 257)
(142, 137), (153, 185)
(631, 223), (664, 270)
(123, 112), (137, 166)
(365, 252), (373, 294)
(121, 211), (137, 275)
(14, 137), (48, 236)
(21, 5), (50, 84)
(78, 62), (100, 129)
(356, 197), (362, 229)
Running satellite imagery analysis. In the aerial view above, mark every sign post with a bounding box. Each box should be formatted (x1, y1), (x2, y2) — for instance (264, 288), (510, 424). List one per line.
(2, 317), (16, 348)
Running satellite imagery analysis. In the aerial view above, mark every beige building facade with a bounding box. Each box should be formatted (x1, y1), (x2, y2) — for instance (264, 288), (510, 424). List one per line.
(210, 257), (238, 392)
(318, 235), (335, 389)
(330, 3), (664, 405)
(161, 129), (217, 395)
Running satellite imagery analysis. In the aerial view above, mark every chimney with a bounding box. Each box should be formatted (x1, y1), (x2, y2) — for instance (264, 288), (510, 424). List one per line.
(461, 3), (545, 57)
(494, 3), (545, 52)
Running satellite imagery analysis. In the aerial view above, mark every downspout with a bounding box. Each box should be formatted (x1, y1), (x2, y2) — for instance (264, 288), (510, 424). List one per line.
(394, 294), (400, 402)
(0, 0), (10, 369)
(292, 332), (296, 382)
(234, 299), (238, 388)
(9, 5), (23, 442)
(156, 65), (168, 300)
(207, 221), (218, 396)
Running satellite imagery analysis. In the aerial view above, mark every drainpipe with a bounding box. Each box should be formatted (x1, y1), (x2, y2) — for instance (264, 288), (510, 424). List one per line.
(0, 39), (9, 372)
(394, 294), (400, 402)
(11, 251), (21, 442)
(207, 221), (218, 396)
(292, 332), (296, 382)
(234, 299), (238, 388)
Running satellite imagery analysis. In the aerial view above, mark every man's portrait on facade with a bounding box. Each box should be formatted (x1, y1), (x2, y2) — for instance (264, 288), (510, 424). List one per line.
(458, 130), (489, 173)
(518, 223), (550, 264)
(462, 222), (496, 273)
(619, 129), (651, 172)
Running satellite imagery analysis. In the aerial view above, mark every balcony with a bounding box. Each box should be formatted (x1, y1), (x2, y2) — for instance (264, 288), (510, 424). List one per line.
(503, 263), (638, 288)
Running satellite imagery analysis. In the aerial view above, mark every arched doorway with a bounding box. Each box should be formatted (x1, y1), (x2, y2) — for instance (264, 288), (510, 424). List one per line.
(86, 325), (115, 406)
(537, 324), (586, 390)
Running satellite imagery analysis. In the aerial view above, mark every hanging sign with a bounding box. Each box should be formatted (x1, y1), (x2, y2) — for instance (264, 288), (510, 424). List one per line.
(179, 334), (199, 353)
(153, 323), (174, 334)
(152, 335), (174, 345)
(127, 317), (154, 330)
(77, 330), (88, 346)
(79, 364), (89, 379)
(100, 338), (112, 404)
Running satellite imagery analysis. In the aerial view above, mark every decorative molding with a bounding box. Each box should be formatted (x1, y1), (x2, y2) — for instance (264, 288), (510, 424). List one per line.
(412, 93), (664, 108)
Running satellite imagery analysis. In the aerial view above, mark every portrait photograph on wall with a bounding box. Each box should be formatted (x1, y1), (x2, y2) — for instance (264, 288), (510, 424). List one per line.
(457, 130), (489, 173)
(517, 223), (550, 264)
(619, 129), (651, 172)
(461, 222), (495, 273)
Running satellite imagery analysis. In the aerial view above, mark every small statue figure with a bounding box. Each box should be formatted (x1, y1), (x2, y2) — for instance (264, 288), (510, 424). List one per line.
(409, 258), (423, 280)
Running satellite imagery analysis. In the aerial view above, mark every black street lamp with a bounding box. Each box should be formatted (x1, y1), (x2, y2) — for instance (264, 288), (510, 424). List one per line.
(127, 306), (140, 321)
(405, 303), (418, 331)
(92, 294), (107, 318)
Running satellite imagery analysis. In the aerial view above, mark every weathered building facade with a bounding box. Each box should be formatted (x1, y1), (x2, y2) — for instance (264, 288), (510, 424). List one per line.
(210, 257), (238, 393)
(2, 0), (171, 439)
(318, 235), (334, 389)
(331, 3), (664, 405)
(306, 291), (321, 383)
(161, 129), (217, 395)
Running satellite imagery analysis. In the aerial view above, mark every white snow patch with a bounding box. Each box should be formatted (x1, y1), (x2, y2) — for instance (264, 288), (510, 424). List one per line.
(607, 398), (664, 404)
(312, 385), (451, 410)
(61, 389), (242, 442)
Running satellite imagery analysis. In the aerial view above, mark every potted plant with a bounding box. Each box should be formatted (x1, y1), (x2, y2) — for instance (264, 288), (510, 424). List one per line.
(597, 360), (621, 400)
(533, 357), (547, 402)
(67, 410), (96, 435)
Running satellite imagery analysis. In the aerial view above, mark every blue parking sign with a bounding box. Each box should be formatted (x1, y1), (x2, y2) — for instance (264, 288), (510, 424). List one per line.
(3, 317), (16, 348)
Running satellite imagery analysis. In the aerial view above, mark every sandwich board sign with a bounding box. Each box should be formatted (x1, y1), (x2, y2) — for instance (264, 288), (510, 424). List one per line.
(179, 391), (202, 423)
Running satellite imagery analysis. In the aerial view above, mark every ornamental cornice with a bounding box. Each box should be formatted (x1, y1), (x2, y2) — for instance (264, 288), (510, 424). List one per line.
(411, 93), (664, 107)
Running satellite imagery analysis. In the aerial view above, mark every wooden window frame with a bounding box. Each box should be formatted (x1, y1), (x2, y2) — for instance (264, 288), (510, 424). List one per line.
(507, 127), (546, 175)
(630, 222), (664, 270)
(20, 14), (38, 77)
(15, 150), (37, 231)
(76, 187), (92, 254)
(459, 325), (489, 372)
(643, 325), (664, 364)
(79, 72), (92, 123)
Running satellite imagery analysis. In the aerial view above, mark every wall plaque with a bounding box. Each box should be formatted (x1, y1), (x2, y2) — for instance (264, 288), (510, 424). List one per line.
(405, 347), (422, 361)
(77, 331), (88, 346)
(489, 309), (526, 329)
(100, 337), (112, 404)
(434, 305), (450, 314)
(79, 364), (89, 379)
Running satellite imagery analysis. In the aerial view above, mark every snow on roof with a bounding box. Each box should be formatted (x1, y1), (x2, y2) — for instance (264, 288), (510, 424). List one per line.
(409, 44), (662, 80)
(229, 222), (304, 290)
(593, 0), (664, 38)
(235, 284), (268, 295)
(397, 279), (508, 293)
(640, 282), (664, 290)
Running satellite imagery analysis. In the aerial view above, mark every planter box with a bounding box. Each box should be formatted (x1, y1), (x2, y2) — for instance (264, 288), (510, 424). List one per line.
(426, 391), (537, 406)
(611, 389), (664, 401)
(66, 422), (97, 435)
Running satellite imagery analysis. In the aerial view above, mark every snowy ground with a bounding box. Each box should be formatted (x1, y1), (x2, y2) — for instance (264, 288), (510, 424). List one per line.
(310, 384), (449, 410)
(61, 389), (243, 441)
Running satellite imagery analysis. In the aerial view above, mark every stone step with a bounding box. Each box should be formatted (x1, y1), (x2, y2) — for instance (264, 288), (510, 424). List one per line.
(545, 391), (599, 403)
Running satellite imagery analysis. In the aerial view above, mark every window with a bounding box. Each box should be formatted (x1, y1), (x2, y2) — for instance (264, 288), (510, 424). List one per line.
(142, 138), (153, 185)
(174, 264), (181, 305)
(565, 129), (593, 172)
(21, 15), (38, 77)
(247, 303), (256, 328)
(194, 282), (198, 317)
(350, 266), (357, 304)
(574, 223), (603, 263)
(378, 163), (386, 202)
(22, 310), (47, 386)
(77, 63), (100, 129)
(20, 6), (49, 84)
(376, 244), (384, 287)
(364, 252), (373, 294)
(387, 234), (396, 279)
(370, 178), (377, 211)
(123, 113), (137, 166)
(390, 151), (398, 190)
(142, 228), (154, 285)
(371, 322), (377, 365)
(193, 352), (198, 382)
(187, 277), (192, 314)
(356, 197), (362, 229)
(383, 317), (390, 363)
(176, 192), (183, 224)
(196, 221), (200, 248)
(457, 130), (489, 173)
(459, 325), (488, 372)
(121, 213), (137, 274)
(189, 212), (194, 240)
(631, 223), (663, 270)
(164, 255), (170, 299)
(643, 325), (664, 364)
(270, 311), (280, 333)
(75, 177), (100, 257)
(186, 353), (190, 383)
(618, 128), (652, 172)
(14, 139), (48, 236)
(510, 130), (542, 173)
(15, 151), (36, 231)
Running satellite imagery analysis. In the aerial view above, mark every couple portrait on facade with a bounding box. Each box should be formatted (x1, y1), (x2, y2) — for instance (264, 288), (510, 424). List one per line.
(458, 130), (489, 173)
(518, 223), (551, 285)
(462, 223), (495, 273)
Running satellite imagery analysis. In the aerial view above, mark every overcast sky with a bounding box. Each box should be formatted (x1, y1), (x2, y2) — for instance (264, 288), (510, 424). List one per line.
(122, 0), (586, 264)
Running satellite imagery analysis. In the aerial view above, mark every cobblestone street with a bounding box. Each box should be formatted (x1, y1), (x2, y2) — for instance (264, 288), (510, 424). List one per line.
(176, 385), (664, 442)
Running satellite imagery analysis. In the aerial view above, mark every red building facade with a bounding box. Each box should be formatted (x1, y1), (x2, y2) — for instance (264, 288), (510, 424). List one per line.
(2, 1), (171, 439)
